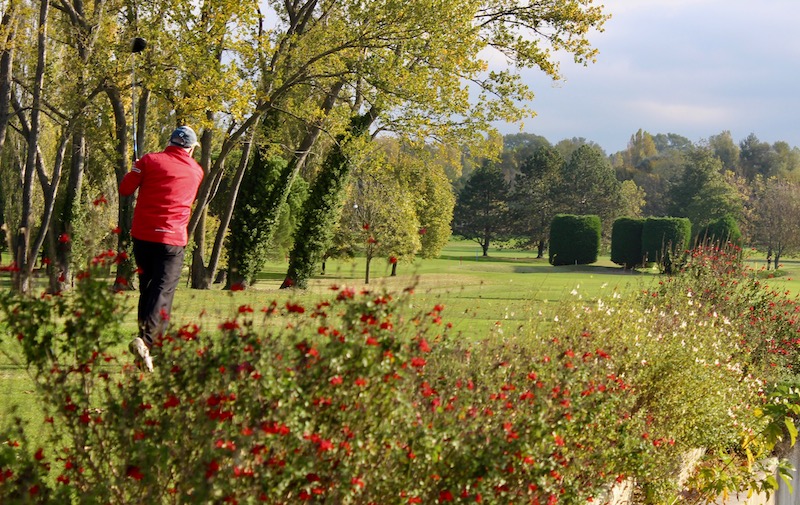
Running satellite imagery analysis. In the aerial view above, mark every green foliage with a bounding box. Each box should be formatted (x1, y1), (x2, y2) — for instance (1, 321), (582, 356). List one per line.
(548, 214), (601, 266)
(508, 145), (564, 252)
(668, 148), (742, 232)
(696, 215), (742, 246)
(452, 163), (510, 256)
(559, 144), (621, 228)
(641, 217), (691, 273)
(285, 113), (374, 289)
(227, 155), (296, 287)
(610, 217), (645, 269)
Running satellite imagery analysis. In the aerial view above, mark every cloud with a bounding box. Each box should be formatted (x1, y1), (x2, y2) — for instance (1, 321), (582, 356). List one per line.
(490, 0), (800, 153)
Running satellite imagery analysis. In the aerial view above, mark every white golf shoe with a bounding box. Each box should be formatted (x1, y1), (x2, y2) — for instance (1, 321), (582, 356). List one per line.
(128, 337), (153, 373)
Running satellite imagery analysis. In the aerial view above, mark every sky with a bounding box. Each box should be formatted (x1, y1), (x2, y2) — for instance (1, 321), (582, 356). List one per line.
(493, 0), (800, 154)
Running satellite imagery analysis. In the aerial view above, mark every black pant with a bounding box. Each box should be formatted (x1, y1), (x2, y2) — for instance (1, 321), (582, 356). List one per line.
(133, 238), (185, 346)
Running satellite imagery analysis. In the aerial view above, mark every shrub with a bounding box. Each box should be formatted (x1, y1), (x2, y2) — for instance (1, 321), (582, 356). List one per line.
(610, 217), (645, 269)
(548, 214), (601, 266)
(642, 217), (691, 273)
(696, 215), (742, 247)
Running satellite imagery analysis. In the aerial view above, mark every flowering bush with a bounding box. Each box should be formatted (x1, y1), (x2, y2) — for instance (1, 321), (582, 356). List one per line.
(0, 243), (798, 504)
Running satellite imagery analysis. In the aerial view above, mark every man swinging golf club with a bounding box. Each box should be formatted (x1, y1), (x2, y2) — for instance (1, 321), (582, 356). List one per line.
(119, 126), (204, 372)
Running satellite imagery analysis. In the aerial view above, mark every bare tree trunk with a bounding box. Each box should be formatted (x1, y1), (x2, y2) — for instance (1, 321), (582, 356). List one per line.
(190, 122), (215, 289)
(205, 131), (255, 282)
(48, 123), (85, 293)
(106, 85), (136, 290)
(364, 256), (371, 284)
(0, 1), (18, 162)
(15, 0), (49, 293)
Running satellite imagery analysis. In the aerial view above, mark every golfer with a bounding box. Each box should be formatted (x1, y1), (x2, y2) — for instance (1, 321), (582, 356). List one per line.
(119, 126), (204, 372)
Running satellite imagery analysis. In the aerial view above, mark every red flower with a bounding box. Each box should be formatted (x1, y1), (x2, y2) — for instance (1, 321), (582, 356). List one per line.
(410, 357), (426, 368)
(286, 302), (305, 313)
(111, 226), (121, 234)
(93, 194), (108, 206)
(329, 375), (343, 386)
(163, 395), (180, 409)
(34, 448), (44, 461)
(439, 490), (454, 502)
(205, 460), (220, 479)
(389, 256), (398, 264)
(58, 233), (70, 243)
(220, 320), (240, 331)
(126, 465), (144, 481)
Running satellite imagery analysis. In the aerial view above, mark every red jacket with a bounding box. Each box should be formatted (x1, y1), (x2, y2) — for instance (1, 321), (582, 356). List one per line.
(120, 146), (204, 246)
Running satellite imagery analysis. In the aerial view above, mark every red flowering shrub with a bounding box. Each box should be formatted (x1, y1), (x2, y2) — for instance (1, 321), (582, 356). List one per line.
(0, 243), (797, 503)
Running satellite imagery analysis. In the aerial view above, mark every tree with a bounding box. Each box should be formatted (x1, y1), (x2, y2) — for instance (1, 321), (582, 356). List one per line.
(226, 155), (292, 288)
(625, 129), (657, 171)
(453, 163), (510, 256)
(498, 133), (551, 179)
(554, 137), (603, 162)
(559, 144), (621, 232)
(773, 141), (800, 176)
(708, 130), (740, 173)
(281, 0), (610, 288)
(651, 133), (693, 153)
(339, 155), (421, 284)
(618, 180), (646, 218)
(739, 133), (779, 181)
(508, 145), (564, 257)
(752, 178), (800, 270)
(668, 148), (742, 232)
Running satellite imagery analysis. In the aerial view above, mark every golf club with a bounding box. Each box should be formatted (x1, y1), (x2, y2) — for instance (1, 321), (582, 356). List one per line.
(131, 37), (147, 160)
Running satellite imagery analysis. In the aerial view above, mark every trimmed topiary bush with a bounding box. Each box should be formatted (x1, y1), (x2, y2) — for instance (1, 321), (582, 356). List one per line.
(549, 214), (601, 266)
(610, 217), (645, 269)
(696, 215), (742, 246)
(642, 217), (691, 273)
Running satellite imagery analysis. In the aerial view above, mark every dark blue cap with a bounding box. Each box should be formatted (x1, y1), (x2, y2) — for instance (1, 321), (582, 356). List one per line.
(169, 126), (199, 148)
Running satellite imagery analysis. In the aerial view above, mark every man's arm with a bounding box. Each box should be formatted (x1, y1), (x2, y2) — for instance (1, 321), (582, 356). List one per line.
(119, 161), (143, 196)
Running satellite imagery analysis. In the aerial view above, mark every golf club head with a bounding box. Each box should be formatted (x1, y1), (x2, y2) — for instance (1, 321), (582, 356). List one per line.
(131, 37), (147, 54)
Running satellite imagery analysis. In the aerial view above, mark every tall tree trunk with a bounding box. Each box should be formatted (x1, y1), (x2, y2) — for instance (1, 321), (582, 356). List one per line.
(282, 107), (377, 289)
(15, 0), (49, 293)
(106, 85), (136, 290)
(364, 256), (371, 284)
(190, 122), (214, 289)
(48, 122), (86, 292)
(205, 131), (254, 284)
(0, 1), (18, 162)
